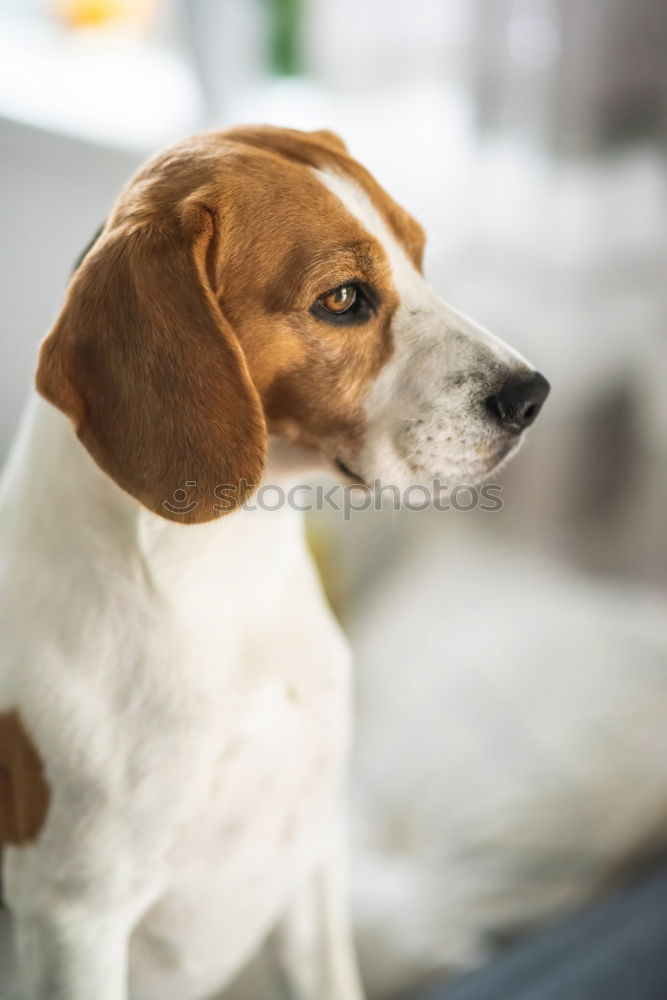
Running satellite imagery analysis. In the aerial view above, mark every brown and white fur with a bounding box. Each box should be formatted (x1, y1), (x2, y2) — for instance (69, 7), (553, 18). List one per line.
(0, 126), (548, 1000)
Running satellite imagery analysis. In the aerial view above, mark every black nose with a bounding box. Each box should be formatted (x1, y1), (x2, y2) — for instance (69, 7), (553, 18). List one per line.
(485, 372), (550, 432)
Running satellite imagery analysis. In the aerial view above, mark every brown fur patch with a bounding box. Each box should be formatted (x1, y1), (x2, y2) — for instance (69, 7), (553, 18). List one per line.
(0, 711), (50, 846)
(36, 126), (424, 521)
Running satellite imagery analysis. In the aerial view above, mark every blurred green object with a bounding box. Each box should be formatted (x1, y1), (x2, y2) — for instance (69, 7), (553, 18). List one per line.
(267, 0), (302, 76)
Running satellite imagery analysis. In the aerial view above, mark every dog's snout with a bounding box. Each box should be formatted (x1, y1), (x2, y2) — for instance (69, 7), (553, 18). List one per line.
(485, 372), (550, 432)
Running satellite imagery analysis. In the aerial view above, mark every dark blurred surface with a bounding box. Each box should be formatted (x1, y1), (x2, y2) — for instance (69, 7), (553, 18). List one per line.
(411, 866), (667, 1000)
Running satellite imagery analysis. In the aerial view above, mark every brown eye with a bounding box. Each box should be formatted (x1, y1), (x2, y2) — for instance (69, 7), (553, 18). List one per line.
(311, 281), (376, 325)
(320, 284), (357, 314)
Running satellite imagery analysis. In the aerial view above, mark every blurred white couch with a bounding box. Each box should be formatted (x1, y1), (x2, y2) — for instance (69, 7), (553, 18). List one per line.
(347, 537), (667, 997)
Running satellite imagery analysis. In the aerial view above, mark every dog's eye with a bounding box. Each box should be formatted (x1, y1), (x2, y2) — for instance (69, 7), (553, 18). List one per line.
(320, 285), (357, 314)
(311, 282), (376, 325)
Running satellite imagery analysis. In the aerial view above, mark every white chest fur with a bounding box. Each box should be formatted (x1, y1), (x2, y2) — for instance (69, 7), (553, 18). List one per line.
(0, 396), (352, 1000)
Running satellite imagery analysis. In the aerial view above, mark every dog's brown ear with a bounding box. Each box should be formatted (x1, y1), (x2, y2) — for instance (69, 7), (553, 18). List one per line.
(36, 200), (266, 524)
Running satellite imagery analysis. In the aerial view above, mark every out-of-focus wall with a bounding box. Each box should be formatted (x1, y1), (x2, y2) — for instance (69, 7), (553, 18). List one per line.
(472, 0), (667, 153)
(0, 118), (138, 457)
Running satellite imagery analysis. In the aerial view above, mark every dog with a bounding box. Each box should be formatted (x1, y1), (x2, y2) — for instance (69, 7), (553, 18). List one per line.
(0, 125), (549, 1000)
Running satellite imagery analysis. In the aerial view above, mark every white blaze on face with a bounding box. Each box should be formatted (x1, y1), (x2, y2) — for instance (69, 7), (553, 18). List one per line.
(315, 169), (536, 490)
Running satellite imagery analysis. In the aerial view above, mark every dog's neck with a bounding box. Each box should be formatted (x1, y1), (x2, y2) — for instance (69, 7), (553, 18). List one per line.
(0, 395), (322, 597)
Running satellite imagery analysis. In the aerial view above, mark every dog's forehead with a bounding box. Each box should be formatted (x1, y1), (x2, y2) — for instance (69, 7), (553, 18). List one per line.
(220, 128), (426, 270)
(210, 159), (387, 305)
(316, 174), (425, 273)
(112, 127), (425, 294)
(312, 168), (426, 291)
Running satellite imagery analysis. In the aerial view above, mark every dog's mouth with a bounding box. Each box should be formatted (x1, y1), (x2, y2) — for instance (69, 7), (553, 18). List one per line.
(334, 432), (521, 493)
(334, 457), (368, 487)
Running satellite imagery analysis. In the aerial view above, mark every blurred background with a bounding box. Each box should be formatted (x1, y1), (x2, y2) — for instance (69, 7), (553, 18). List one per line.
(1, 1), (666, 998)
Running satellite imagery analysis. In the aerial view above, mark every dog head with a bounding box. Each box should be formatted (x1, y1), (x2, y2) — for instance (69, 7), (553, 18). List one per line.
(37, 126), (549, 523)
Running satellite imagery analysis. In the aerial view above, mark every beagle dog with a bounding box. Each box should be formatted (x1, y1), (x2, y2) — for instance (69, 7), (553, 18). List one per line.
(0, 126), (549, 1000)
